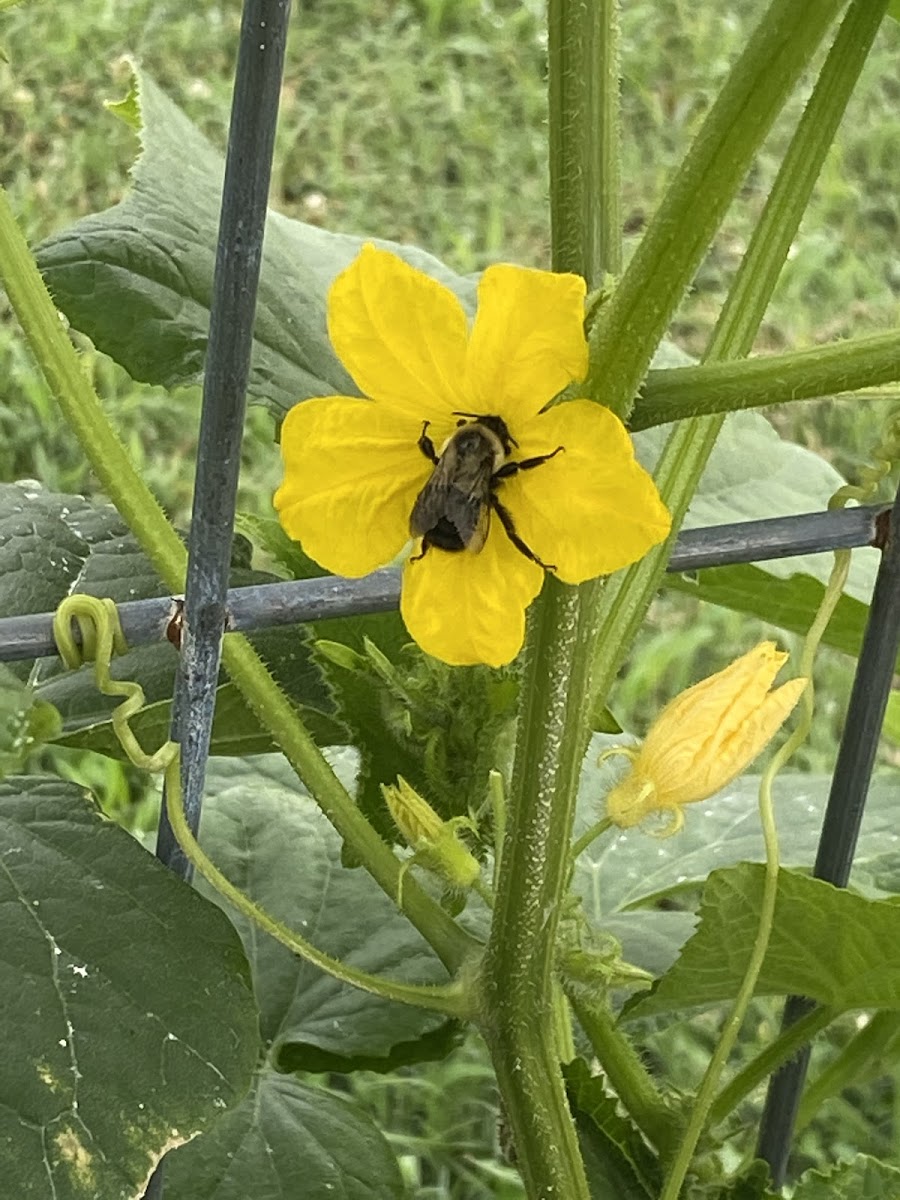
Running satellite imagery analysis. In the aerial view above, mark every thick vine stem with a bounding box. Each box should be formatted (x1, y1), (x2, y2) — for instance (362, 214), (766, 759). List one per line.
(584, 0), (847, 415)
(482, 580), (596, 1200)
(632, 330), (900, 432)
(475, 0), (626, 1191)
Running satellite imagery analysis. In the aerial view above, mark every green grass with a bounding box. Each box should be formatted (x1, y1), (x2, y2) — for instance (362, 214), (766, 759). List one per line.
(1, 1), (898, 513)
(3, 2), (900, 1189)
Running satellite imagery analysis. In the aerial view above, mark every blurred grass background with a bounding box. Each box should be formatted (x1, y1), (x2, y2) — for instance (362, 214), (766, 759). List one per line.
(2, 1), (900, 1192)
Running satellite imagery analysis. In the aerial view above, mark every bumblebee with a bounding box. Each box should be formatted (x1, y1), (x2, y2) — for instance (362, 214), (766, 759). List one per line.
(409, 413), (562, 568)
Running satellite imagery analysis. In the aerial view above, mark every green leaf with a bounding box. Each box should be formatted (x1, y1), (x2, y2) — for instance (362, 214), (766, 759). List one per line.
(0, 484), (340, 756)
(710, 1161), (778, 1199)
(564, 1058), (659, 1199)
(57, 679), (345, 760)
(234, 511), (329, 582)
(0, 663), (61, 777)
(198, 754), (459, 1072)
(165, 1068), (405, 1200)
(790, 1155), (900, 1200)
(0, 775), (258, 1198)
(665, 564), (870, 659)
(0, 482), (130, 680)
(628, 864), (900, 1020)
(888, 1), (900, 22)
(35, 65), (477, 421)
(636, 411), (881, 658)
(49, 621), (343, 759)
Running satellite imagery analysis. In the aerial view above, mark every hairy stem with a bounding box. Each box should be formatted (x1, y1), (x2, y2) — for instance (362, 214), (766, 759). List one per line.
(632, 330), (900, 431)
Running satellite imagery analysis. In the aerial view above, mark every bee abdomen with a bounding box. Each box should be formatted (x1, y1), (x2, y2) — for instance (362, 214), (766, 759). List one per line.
(421, 516), (467, 552)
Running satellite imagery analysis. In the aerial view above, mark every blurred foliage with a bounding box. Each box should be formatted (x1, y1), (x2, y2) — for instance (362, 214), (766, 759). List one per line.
(2, 0), (900, 1192)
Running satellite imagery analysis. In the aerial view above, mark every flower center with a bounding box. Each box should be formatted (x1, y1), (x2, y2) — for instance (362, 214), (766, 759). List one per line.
(408, 412), (563, 572)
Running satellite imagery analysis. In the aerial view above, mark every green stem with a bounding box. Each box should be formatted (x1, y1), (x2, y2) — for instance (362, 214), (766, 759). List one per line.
(570, 996), (679, 1154)
(478, 1), (624, 1193)
(483, 581), (595, 1200)
(593, 0), (622, 278)
(707, 1006), (836, 1128)
(548, 0), (618, 284)
(0, 183), (474, 977)
(590, 0), (884, 709)
(163, 757), (473, 1016)
(584, 0), (847, 414)
(662, 548), (853, 1199)
(0, 186), (187, 590)
(632, 330), (900, 431)
(795, 1011), (900, 1132)
(55, 593), (474, 1014)
(568, 815), (613, 866)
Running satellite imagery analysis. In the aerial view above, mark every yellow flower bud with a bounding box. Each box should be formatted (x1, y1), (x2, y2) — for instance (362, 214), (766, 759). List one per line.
(384, 776), (444, 847)
(382, 777), (480, 893)
(605, 642), (807, 835)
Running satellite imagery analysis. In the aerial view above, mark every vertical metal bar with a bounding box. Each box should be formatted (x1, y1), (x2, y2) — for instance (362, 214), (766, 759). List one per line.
(145, 2), (291, 1196)
(758, 495), (900, 1183)
(154, 0), (291, 875)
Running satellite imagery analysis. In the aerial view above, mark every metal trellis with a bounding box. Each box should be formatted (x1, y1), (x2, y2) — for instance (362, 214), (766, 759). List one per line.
(757, 477), (900, 1182)
(142, 1), (291, 1196)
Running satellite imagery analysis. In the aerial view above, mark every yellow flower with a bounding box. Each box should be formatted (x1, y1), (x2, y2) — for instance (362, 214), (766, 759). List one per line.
(605, 642), (807, 834)
(275, 244), (671, 666)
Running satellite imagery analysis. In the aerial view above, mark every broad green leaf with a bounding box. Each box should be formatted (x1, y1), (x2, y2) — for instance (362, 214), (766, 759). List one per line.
(665, 563), (870, 659)
(628, 864), (900, 1019)
(0, 484), (340, 754)
(36, 66), (477, 420)
(637, 411), (881, 658)
(165, 1068), (404, 1200)
(888, 0), (900, 21)
(564, 1058), (659, 1199)
(790, 1154), (900, 1200)
(0, 482), (129, 680)
(0, 776), (257, 1199)
(198, 754), (459, 1072)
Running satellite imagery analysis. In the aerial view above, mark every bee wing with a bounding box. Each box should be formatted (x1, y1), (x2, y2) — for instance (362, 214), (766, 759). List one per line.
(409, 433), (495, 550)
(410, 463), (455, 537)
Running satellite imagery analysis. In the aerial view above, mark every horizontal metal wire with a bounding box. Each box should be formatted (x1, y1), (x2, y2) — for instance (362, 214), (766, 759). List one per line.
(0, 502), (886, 663)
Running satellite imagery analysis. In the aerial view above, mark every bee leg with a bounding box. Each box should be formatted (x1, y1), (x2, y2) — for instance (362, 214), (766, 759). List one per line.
(491, 496), (557, 572)
(493, 445), (564, 480)
(417, 421), (440, 465)
(408, 534), (431, 564)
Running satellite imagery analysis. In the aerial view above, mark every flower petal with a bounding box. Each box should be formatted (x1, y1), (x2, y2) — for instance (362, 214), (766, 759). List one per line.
(400, 523), (543, 666)
(275, 396), (431, 577)
(328, 244), (469, 422)
(464, 265), (588, 424)
(497, 400), (671, 584)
